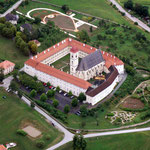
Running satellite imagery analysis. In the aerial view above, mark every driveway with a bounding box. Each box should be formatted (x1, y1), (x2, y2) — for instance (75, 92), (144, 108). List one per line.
(109, 0), (150, 32)
(0, 76), (13, 89)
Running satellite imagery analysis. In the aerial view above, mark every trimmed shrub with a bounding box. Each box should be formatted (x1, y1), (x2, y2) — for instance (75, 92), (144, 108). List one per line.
(16, 129), (27, 136)
(36, 140), (45, 148)
(45, 134), (51, 141)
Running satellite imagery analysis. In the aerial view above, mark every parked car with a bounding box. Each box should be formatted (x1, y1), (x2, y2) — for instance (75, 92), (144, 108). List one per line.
(75, 111), (80, 116)
(70, 96), (74, 99)
(53, 87), (56, 91)
(51, 87), (55, 90)
(64, 93), (68, 96)
(43, 83), (47, 86)
(49, 86), (53, 89)
(59, 90), (63, 94)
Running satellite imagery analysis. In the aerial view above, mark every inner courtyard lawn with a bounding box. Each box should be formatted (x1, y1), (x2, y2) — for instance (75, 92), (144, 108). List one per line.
(0, 36), (28, 66)
(58, 131), (150, 150)
(51, 54), (70, 72)
(0, 87), (63, 150)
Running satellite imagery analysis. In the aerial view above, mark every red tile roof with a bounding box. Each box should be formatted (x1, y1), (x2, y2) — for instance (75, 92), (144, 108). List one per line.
(0, 60), (15, 70)
(25, 59), (92, 89)
(70, 47), (78, 53)
(0, 145), (7, 150)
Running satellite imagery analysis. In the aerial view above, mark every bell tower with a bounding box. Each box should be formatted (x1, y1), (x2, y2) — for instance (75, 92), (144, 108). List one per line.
(70, 47), (79, 76)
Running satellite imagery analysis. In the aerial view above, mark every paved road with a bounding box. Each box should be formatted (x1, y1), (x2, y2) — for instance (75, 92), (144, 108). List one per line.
(84, 127), (150, 138)
(0, 0), (23, 17)
(109, 0), (150, 32)
(21, 96), (74, 150)
(0, 76), (13, 89)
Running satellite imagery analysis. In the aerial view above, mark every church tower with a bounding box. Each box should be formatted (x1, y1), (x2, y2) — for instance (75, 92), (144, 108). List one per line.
(70, 47), (79, 76)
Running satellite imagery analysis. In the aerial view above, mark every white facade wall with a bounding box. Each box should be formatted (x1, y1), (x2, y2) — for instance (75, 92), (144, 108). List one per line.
(86, 76), (118, 105)
(3, 65), (15, 75)
(76, 61), (105, 80)
(24, 64), (86, 96)
(115, 65), (124, 74)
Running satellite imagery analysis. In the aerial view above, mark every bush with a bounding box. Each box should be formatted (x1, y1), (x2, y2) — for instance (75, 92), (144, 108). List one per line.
(16, 129), (27, 136)
(36, 140), (45, 148)
(45, 134), (51, 141)
(107, 113), (114, 116)
(134, 22), (138, 25)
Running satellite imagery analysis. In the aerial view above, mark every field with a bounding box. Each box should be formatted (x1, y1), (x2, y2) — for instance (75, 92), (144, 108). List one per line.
(0, 87), (63, 150)
(38, 0), (129, 25)
(58, 131), (150, 150)
(122, 97), (145, 109)
(0, 36), (28, 66)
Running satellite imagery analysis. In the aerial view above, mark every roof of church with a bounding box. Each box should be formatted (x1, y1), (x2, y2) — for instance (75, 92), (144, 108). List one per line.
(76, 49), (104, 71)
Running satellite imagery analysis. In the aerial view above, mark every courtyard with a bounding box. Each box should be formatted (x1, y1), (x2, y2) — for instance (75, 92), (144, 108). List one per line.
(51, 54), (70, 73)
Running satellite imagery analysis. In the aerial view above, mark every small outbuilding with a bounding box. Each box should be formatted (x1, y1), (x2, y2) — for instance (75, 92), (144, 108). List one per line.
(5, 13), (19, 25)
(0, 60), (15, 75)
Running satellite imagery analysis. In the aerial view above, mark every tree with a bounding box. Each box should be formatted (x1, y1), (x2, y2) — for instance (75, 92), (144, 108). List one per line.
(40, 93), (47, 102)
(53, 99), (59, 108)
(71, 98), (78, 107)
(64, 104), (70, 114)
(47, 90), (55, 98)
(47, 21), (55, 28)
(61, 5), (69, 13)
(9, 81), (18, 92)
(47, 82), (51, 87)
(80, 105), (88, 117)
(72, 134), (87, 150)
(76, 30), (90, 43)
(34, 17), (41, 24)
(90, 26), (93, 32)
(31, 43), (38, 54)
(30, 89), (37, 98)
(80, 135), (87, 150)
(68, 91), (72, 97)
(56, 86), (60, 92)
(124, 0), (133, 10)
(12, 69), (18, 79)
(78, 93), (86, 102)
(0, 68), (4, 83)
(31, 101), (35, 108)
(18, 90), (22, 98)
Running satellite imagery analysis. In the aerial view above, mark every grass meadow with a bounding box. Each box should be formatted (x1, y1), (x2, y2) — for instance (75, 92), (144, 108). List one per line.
(0, 88), (63, 150)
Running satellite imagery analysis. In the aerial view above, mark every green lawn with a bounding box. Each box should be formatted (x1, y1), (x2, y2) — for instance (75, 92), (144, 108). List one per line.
(51, 54), (70, 71)
(39, 0), (129, 25)
(0, 36), (28, 66)
(89, 24), (150, 69)
(17, 1), (63, 14)
(58, 131), (150, 150)
(0, 87), (63, 150)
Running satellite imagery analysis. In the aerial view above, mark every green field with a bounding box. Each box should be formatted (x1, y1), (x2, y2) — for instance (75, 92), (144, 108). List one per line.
(0, 87), (63, 150)
(58, 131), (150, 150)
(0, 36), (28, 66)
(18, 0), (128, 25)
